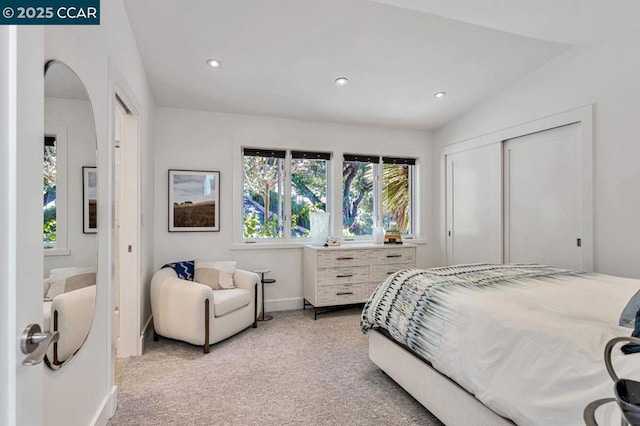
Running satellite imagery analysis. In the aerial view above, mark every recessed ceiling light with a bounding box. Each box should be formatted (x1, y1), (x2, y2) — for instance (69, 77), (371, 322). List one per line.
(434, 91), (447, 99)
(206, 59), (222, 68)
(335, 77), (349, 86)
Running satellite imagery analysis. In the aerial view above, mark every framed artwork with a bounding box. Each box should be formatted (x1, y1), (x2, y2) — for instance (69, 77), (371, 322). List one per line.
(168, 170), (220, 232)
(82, 166), (97, 234)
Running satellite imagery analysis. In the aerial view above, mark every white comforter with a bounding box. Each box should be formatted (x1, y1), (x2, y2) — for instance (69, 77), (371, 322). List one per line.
(431, 273), (640, 426)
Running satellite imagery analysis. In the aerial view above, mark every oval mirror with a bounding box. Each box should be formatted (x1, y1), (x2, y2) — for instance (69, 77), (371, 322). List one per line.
(43, 60), (97, 369)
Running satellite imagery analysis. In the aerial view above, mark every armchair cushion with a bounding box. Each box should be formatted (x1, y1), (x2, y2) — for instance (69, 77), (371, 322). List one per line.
(45, 266), (96, 299)
(215, 261), (236, 289)
(213, 288), (250, 317)
(194, 260), (237, 290)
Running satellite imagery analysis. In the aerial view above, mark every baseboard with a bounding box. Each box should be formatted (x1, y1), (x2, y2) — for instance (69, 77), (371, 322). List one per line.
(91, 385), (117, 426)
(265, 297), (303, 312)
(139, 315), (153, 354)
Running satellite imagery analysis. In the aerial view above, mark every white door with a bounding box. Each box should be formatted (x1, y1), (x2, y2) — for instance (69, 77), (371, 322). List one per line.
(446, 143), (502, 265)
(114, 95), (141, 357)
(0, 26), (45, 425)
(503, 123), (583, 270)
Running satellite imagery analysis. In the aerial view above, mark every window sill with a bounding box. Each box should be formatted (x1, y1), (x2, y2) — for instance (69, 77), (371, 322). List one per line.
(44, 248), (71, 257)
(231, 242), (306, 251)
(341, 238), (427, 245)
(230, 238), (427, 250)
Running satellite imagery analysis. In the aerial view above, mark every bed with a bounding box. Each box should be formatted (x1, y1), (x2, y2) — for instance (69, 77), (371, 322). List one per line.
(361, 264), (640, 426)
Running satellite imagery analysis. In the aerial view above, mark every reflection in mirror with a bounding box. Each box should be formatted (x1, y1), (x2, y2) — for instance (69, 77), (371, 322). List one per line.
(43, 60), (97, 369)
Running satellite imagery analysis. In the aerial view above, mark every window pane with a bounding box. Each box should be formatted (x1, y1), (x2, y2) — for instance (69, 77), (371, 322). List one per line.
(382, 163), (412, 235)
(243, 154), (284, 238)
(342, 160), (374, 236)
(291, 158), (328, 237)
(44, 141), (57, 245)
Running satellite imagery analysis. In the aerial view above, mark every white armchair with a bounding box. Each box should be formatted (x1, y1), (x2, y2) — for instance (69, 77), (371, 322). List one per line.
(43, 266), (97, 366)
(150, 267), (261, 353)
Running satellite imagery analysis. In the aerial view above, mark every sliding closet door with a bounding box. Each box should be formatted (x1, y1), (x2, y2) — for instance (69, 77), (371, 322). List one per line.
(445, 143), (502, 265)
(503, 123), (583, 270)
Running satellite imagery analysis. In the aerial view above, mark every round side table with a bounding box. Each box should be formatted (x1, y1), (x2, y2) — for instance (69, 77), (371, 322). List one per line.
(252, 269), (276, 321)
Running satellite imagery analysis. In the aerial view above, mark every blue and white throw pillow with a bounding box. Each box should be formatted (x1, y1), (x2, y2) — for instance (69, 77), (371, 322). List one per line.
(162, 260), (195, 281)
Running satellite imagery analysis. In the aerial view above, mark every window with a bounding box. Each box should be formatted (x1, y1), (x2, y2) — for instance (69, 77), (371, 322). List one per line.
(290, 151), (330, 237)
(242, 148), (331, 240)
(342, 155), (416, 238)
(342, 155), (377, 236)
(382, 157), (415, 235)
(242, 149), (286, 238)
(43, 136), (57, 246)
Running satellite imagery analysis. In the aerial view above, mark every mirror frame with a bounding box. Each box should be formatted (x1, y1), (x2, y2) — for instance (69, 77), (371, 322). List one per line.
(43, 59), (98, 370)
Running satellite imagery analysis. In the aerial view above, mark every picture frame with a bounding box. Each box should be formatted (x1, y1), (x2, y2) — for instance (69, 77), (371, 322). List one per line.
(82, 166), (97, 234)
(168, 169), (220, 232)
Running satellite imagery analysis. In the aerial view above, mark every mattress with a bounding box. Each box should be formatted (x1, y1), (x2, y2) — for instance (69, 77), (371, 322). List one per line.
(361, 265), (640, 426)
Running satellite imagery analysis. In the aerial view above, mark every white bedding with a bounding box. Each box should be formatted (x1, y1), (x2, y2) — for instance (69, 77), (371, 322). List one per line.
(430, 273), (640, 426)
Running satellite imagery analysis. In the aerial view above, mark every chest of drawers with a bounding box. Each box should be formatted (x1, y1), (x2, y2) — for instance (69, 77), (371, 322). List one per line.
(303, 244), (417, 310)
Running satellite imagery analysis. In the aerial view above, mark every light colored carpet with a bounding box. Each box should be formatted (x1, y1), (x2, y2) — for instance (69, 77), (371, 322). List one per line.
(115, 357), (129, 383)
(108, 308), (443, 425)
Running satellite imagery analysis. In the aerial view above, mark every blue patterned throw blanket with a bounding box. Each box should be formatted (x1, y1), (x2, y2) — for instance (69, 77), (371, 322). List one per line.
(361, 263), (576, 361)
(162, 260), (195, 281)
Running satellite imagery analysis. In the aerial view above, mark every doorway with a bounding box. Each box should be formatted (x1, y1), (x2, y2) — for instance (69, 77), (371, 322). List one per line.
(112, 93), (141, 363)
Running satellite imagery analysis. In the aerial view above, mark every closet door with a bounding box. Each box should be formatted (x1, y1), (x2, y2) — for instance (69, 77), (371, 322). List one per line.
(445, 143), (502, 265)
(503, 123), (583, 270)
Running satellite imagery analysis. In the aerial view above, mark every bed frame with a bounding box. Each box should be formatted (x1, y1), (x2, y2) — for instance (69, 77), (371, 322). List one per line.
(369, 329), (514, 426)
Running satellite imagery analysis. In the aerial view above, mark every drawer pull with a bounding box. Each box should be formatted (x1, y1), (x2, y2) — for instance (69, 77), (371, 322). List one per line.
(336, 274), (353, 278)
(387, 272), (394, 275)
(336, 291), (354, 296)
(336, 257), (354, 260)
(386, 254), (402, 258)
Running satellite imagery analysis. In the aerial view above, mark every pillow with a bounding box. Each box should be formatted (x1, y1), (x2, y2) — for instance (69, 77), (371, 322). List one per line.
(194, 260), (237, 290)
(46, 271), (96, 299)
(214, 261), (237, 289)
(620, 290), (640, 328)
(194, 260), (220, 290)
(161, 260), (195, 281)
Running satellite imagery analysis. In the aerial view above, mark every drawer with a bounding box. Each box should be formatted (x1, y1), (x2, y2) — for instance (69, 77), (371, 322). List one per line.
(370, 247), (416, 265)
(317, 265), (370, 286)
(317, 283), (370, 306)
(370, 263), (414, 283)
(317, 249), (370, 268)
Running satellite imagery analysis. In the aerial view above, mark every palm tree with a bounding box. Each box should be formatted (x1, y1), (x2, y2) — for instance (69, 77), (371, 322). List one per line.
(382, 164), (410, 233)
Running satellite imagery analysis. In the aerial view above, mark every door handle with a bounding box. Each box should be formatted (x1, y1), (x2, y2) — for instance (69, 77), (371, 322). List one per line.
(21, 323), (59, 366)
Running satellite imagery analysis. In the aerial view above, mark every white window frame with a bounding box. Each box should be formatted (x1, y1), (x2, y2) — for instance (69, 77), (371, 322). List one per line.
(381, 159), (416, 237)
(240, 147), (332, 244)
(342, 155), (417, 241)
(43, 125), (69, 256)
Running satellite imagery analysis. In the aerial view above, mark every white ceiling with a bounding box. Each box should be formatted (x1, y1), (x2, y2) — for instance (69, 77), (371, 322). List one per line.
(372, 0), (640, 45)
(124, 0), (576, 130)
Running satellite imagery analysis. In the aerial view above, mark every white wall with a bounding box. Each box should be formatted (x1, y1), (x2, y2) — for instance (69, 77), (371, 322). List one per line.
(154, 107), (438, 311)
(42, 1), (155, 425)
(44, 97), (98, 276)
(434, 28), (640, 279)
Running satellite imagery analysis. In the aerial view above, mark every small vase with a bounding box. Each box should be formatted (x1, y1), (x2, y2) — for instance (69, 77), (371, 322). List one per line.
(310, 212), (330, 246)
